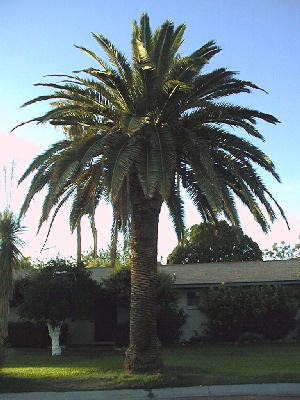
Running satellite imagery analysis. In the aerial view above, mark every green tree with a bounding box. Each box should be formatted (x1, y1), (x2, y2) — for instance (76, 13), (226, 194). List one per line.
(0, 210), (24, 364)
(168, 221), (263, 264)
(263, 239), (300, 260)
(15, 15), (287, 372)
(16, 258), (99, 356)
(83, 246), (131, 269)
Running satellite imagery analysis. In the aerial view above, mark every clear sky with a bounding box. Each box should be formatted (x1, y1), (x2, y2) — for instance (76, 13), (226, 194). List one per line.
(0, 0), (299, 261)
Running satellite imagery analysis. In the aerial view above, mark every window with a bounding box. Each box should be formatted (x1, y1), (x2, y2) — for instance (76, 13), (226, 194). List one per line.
(187, 291), (200, 307)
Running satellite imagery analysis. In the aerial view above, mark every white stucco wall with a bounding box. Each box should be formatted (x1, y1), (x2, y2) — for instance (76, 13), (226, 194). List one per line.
(177, 289), (208, 341)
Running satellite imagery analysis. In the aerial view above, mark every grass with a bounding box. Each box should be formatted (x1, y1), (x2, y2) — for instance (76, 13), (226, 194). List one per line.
(1, 343), (300, 392)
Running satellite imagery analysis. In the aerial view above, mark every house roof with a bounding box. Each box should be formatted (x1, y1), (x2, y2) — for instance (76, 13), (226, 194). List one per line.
(160, 259), (300, 287)
(88, 259), (300, 287)
(15, 259), (300, 288)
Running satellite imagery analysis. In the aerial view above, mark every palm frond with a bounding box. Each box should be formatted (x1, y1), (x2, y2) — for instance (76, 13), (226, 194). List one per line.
(165, 181), (185, 240)
(18, 140), (69, 183)
(139, 13), (152, 52)
(92, 33), (132, 84)
(40, 188), (75, 250)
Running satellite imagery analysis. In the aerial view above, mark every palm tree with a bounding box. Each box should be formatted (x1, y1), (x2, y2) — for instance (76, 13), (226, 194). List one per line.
(0, 210), (24, 363)
(15, 14), (287, 372)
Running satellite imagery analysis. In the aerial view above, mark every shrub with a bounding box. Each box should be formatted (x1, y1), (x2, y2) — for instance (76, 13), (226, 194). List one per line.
(202, 285), (298, 341)
(102, 266), (131, 305)
(7, 321), (68, 348)
(102, 267), (186, 345)
(157, 306), (186, 345)
(112, 306), (186, 346)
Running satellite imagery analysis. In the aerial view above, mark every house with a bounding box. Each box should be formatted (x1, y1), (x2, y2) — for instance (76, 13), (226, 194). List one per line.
(66, 259), (300, 344)
(9, 259), (300, 345)
(162, 259), (300, 340)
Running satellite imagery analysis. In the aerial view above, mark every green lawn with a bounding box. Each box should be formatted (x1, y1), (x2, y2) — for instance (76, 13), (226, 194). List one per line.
(1, 343), (300, 392)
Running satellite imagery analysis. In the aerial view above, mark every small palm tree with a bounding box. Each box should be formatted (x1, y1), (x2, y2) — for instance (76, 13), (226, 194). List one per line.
(15, 15), (287, 372)
(0, 209), (24, 363)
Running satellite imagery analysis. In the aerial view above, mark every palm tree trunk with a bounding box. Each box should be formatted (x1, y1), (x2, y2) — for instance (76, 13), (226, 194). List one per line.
(0, 296), (9, 365)
(90, 211), (98, 258)
(110, 220), (118, 268)
(0, 260), (13, 366)
(0, 210), (23, 366)
(76, 220), (82, 266)
(124, 175), (163, 373)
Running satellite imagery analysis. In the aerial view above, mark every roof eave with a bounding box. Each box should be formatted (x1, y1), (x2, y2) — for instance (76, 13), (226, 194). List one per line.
(175, 280), (300, 288)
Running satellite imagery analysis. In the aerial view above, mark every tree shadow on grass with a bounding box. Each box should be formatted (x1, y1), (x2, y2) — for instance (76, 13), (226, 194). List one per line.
(0, 376), (115, 393)
(0, 376), (52, 393)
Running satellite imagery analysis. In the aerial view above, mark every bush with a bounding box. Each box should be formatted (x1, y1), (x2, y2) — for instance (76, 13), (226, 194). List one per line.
(102, 267), (186, 345)
(7, 322), (68, 348)
(102, 266), (131, 305)
(157, 306), (186, 345)
(202, 285), (298, 341)
(112, 308), (186, 347)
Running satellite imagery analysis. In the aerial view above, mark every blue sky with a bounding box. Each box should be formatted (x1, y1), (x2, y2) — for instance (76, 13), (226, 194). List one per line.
(0, 0), (299, 260)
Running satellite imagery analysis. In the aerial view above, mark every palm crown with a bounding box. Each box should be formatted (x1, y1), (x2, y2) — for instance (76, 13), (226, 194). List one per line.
(16, 14), (286, 238)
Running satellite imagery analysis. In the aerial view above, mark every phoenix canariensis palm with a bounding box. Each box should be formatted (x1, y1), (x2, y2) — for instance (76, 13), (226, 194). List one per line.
(0, 210), (24, 364)
(14, 14), (288, 372)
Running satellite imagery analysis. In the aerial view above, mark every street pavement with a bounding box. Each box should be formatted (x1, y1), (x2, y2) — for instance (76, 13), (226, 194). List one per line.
(1, 383), (300, 399)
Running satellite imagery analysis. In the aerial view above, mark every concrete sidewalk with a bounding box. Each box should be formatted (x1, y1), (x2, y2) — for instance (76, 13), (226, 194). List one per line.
(1, 383), (300, 399)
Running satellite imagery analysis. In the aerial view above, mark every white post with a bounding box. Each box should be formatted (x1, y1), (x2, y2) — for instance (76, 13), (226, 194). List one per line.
(47, 322), (62, 356)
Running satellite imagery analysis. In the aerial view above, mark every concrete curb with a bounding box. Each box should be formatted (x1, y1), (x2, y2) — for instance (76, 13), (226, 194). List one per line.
(1, 383), (300, 399)
(153, 383), (300, 398)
